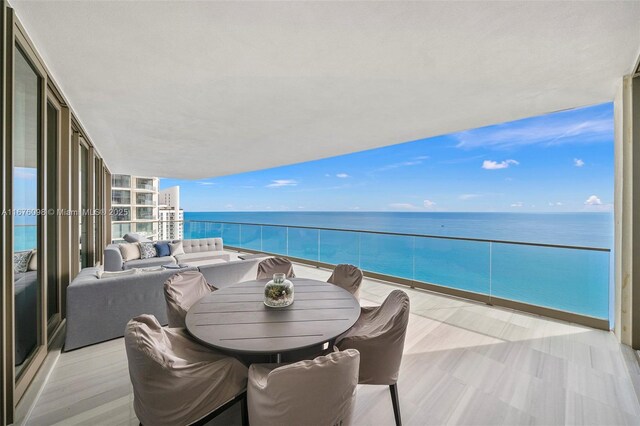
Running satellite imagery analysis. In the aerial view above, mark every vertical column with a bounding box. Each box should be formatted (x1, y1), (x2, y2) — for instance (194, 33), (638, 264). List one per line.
(0, 3), (11, 423)
(615, 72), (640, 348)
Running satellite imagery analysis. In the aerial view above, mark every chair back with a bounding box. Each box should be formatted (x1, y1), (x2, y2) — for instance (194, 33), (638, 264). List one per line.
(327, 264), (363, 299)
(256, 257), (296, 280)
(248, 349), (360, 426)
(339, 290), (410, 385)
(164, 270), (215, 328)
(125, 314), (247, 426)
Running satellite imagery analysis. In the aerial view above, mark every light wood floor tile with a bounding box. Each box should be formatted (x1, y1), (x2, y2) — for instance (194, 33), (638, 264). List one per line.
(22, 261), (640, 426)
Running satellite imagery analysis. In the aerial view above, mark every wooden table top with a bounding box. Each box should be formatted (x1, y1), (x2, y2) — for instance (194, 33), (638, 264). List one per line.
(185, 278), (361, 354)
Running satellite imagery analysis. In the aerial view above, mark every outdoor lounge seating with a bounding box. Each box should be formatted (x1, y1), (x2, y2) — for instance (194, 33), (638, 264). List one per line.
(327, 264), (364, 300)
(256, 257), (296, 280)
(65, 257), (265, 351)
(336, 290), (410, 426)
(247, 349), (360, 425)
(104, 237), (229, 271)
(164, 270), (216, 328)
(124, 315), (248, 426)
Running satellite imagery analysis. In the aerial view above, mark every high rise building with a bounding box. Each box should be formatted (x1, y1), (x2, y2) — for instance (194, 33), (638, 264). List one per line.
(111, 175), (159, 241)
(158, 186), (184, 240)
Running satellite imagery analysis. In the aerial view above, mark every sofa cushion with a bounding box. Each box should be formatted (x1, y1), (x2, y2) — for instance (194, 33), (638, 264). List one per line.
(97, 269), (138, 279)
(170, 241), (185, 256)
(119, 243), (141, 261)
(155, 242), (171, 257)
(123, 257), (176, 270)
(183, 238), (223, 254)
(123, 233), (151, 243)
(139, 242), (157, 259)
(174, 251), (230, 264)
(13, 251), (31, 274)
(27, 249), (37, 271)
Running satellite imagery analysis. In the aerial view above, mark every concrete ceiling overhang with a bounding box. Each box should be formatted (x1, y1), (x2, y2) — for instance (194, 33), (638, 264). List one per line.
(10, 1), (640, 179)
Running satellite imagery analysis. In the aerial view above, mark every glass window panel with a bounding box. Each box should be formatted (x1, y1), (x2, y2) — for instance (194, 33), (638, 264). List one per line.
(262, 226), (287, 256)
(136, 193), (154, 205)
(319, 230), (359, 266)
(239, 224), (261, 251)
(221, 223), (240, 246)
(112, 207), (130, 222)
(112, 223), (131, 240)
(359, 234), (413, 280)
(491, 244), (610, 319)
(287, 228), (318, 261)
(111, 189), (130, 205)
(111, 174), (130, 188)
(46, 102), (59, 327)
(136, 207), (154, 220)
(414, 238), (490, 295)
(13, 47), (41, 375)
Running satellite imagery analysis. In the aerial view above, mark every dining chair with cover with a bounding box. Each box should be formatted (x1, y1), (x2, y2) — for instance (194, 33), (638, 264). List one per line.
(125, 314), (248, 426)
(164, 270), (216, 328)
(247, 349), (360, 426)
(336, 290), (410, 426)
(327, 264), (364, 299)
(256, 257), (296, 280)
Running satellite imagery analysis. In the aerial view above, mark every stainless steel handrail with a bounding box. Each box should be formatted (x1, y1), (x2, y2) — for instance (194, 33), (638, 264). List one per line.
(179, 219), (611, 252)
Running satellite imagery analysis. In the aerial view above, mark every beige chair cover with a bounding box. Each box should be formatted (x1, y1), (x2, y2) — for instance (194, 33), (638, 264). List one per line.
(164, 270), (216, 328)
(124, 315), (247, 426)
(248, 349), (360, 426)
(327, 264), (363, 299)
(336, 290), (410, 385)
(256, 257), (296, 280)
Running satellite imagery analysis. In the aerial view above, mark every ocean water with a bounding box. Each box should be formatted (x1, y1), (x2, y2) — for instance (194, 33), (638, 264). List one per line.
(184, 212), (613, 321)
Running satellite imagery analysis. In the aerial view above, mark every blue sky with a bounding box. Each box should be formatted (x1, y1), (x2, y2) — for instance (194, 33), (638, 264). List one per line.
(161, 102), (613, 213)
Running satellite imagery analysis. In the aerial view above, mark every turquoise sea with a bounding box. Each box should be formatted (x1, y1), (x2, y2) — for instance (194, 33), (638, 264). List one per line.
(185, 212), (613, 322)
(184, 212), (613, 322)
(13, 211), (614, 322)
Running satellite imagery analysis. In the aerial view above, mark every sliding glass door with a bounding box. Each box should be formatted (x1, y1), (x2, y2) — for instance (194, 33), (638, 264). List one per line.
(13, 46), (43, 379)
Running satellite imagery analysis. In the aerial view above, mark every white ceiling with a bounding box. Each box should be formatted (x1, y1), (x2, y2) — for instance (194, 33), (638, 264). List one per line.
(10, 1), (640, 179)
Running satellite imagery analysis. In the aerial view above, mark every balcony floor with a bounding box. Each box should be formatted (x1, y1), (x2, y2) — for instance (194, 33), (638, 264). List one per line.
(22, 257), (640, 425)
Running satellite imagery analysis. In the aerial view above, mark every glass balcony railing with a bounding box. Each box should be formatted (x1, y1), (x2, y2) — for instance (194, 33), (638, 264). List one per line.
(183, 220), (610, 323)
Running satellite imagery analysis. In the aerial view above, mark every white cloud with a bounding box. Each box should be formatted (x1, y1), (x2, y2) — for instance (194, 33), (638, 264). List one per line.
(349, 206), (361, 210)
(482, 159), (519, 170)
(389, 203), (420, 210)
(459, 193), (481, 200)
(548, 202), (563, 206)
(584, 195), (602, 205)
(510, 202), (524, 208)
(198, 181), (216, 185)
(266, 179), (298, 188)
(375, 157), (427, 172)
(336, 173), (350, 178)
(454, 116), (613, 150)
(423, 200), (436, 208)
(574, 158), (585, 167)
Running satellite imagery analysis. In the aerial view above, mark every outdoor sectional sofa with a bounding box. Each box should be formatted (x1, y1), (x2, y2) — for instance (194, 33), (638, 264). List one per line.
(104, 237), (228, 271)
(64, 256), (265, 351)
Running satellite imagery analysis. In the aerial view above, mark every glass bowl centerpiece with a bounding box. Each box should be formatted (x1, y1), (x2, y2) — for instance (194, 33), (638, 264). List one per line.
(264, 273), (294, 308)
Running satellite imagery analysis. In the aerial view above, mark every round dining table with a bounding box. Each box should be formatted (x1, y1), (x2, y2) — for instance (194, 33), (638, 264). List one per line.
(185, 278), (361, 359)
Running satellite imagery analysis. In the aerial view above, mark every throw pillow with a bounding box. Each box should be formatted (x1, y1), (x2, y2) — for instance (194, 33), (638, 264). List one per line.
(27, 249), (37, 271)
(155, 242), (171, 257)
(138, 242), (157, 259)
(97, 269), (138, 279)
(119, 243), (141, 261)
(169, 241), (185, 256)
(13, 251), (31, 274)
